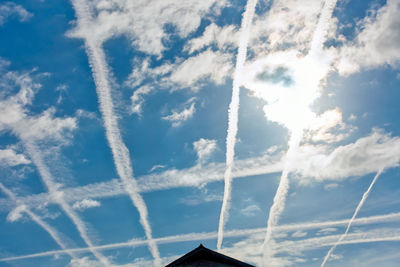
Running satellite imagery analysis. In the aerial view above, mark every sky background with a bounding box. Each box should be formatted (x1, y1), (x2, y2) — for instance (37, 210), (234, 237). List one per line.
(0, 0), (400, 266)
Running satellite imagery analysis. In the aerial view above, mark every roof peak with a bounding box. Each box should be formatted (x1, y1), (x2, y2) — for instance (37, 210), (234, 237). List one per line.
(165, 243), (255, 267)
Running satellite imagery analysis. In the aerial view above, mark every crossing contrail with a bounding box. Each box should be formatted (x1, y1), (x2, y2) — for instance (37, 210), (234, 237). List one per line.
(23, 141), (112, 266)
(321, 168), (384, 266)
(261, 0), (338, 264)
(0, 183), (78, 260)
(2, 211), (399, 263)
(70, 0), (161, 265)
(217, 0), (258, 251)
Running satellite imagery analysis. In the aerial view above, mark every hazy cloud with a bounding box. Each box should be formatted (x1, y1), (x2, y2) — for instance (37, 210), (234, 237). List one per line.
(193, 138), (217, 163)
(72, 199), (101, 211)
(0, 2), (32, 26)
(162, 98), (196, 127)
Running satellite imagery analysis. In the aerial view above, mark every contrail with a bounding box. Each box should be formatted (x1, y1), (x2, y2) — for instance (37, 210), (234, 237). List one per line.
(321, 168), (384, 266)
(2, 211), (400, 263)
(261, 130), (303, 262)
(262, 0), (338, 263)
(23, 141), (112, 266)
(70, 0), (161, 265)
(0, 154), (284, 212)
(0, 183), (78, 260)
(217, 0), (258, 251)
(309, 0), (338, 56)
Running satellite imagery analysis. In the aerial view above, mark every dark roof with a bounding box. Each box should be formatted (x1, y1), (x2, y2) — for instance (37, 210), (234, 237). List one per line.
(165, 244), (255, 267)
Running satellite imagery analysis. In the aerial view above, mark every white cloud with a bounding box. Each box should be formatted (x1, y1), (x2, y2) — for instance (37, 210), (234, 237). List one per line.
(181, 191), (222, 206)
(125, 49), (233, 94)
(0, 2), (32, 26)
(306, 108), (352, 143)
(327, 253), (343, 262)
(324, 183), (339, 191)
(130, 85), (153, 116)
(0, 148), (30, 166)
(241, 204), (261, 217)
(149, 164), (167, 172)
(193, 138), (217, 163)
(17, 108), (77, 142)
(338, 0), (400, 75)
(293, 129), (400, 182)
(3, 129), (400, 210)
(68, 0), (227, 55)
(6, 205), (26, 222)
(317, 227), (338, 236)
(250, 0), (335, 54)
(169, 50), (233, 90)
(348, 114), (357, 121)
(69, 257), (102, 267)
(72, 199), (101, 211)
(291, 230), (307, 238)
(241, 48), (336, 132)
(184, 23), (238, 54)
(162, 98), (196, 127)
(0, 66), (77, 144)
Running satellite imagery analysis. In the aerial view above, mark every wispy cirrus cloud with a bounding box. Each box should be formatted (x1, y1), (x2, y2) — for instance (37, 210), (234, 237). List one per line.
(0, 2), (32, 26)
(162, 98), (196, 127)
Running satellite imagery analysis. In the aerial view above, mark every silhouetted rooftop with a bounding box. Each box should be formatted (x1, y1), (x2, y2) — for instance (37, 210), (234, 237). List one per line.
(165, 244), (255, 267)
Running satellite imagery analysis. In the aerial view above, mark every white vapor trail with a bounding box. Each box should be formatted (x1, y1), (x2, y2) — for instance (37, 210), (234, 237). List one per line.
(0, 183), (78, 260)
(0, 154), (283, 212)
(217, 0), (258, 251)
(321, 168), (384, 266)
(262, 0), (338, 263)
(23, 142), (112, 266)
(2, 211), (400, 262)
(262, 130), (303, 262)
(70, 0), (161, 265)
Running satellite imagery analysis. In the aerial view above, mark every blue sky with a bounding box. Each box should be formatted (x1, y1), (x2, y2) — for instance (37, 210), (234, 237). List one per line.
(0, 0), (400, 266)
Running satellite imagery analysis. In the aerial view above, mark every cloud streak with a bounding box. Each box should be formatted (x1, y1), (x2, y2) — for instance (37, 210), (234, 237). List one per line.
(217, 0), (258, 251)
(70, 0), (160, 265)
(2, 211), (400, 263)
(1, 129), (399, 213)
(0, 2), (32, 26)
(321, 168), (384, 266)
(261, 1), (338, 263)
(22, 141), (111, 266)
(0, 182), (78, 260)
(0, 56), (108, 265)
